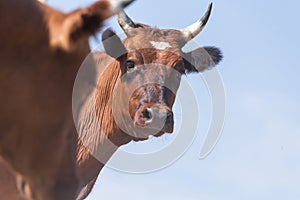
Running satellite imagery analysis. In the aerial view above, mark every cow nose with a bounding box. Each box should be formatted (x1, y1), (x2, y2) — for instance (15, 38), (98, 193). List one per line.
(141, 106), (173, 131)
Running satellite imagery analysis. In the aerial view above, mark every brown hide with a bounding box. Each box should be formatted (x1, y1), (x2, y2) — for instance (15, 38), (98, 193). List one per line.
(0, 0), (133, 199)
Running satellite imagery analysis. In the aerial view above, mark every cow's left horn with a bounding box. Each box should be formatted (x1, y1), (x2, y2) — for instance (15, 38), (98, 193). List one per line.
(117, 10), (138, 31)
(180, 3), (213, 41)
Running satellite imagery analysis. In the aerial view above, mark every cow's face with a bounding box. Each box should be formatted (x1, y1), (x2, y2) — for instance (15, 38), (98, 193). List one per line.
(122, 49), (182, 134)
(103, 4), (222, 140)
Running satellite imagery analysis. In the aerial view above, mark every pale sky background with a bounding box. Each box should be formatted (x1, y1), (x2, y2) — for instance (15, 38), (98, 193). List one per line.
(49, 0), (300, 199)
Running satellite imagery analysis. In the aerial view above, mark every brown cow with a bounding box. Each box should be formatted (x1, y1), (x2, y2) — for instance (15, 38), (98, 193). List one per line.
(0, 0), (134, 200)
(75, 3), (222, 199)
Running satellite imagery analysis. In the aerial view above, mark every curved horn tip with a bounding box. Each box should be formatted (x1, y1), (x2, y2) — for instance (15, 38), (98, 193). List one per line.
(201, 3), (213, 27)
(180, 3), (213, 42)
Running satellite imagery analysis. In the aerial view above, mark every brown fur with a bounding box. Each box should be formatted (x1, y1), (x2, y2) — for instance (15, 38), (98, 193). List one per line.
(0, 0), (131, 199)
(75, 54), (130, 192)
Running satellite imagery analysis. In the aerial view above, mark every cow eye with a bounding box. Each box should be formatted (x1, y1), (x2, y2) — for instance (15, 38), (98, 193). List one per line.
(126, 60), (136, 71)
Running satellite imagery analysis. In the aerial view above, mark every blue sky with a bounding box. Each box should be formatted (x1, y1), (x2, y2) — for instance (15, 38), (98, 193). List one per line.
(49, 0), (300, 199)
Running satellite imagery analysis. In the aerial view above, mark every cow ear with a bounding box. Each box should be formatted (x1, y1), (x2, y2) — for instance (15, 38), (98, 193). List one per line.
(67, 1), (130, 41)
(184, 47), (223, 73)
(46, 0), (133, 50)
(102, 29), (127, 59)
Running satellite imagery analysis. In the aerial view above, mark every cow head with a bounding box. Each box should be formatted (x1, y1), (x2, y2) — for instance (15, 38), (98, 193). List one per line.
(101, 3), (222, 142)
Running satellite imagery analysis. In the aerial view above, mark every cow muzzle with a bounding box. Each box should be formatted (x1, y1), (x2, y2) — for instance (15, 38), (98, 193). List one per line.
(134, 104), (174, 134)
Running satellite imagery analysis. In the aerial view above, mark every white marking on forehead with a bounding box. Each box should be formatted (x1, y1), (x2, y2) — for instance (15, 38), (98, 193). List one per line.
(150, 41), (171, 50)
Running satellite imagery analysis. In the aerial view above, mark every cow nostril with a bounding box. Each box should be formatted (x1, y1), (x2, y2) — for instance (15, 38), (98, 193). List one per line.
(142, 108), (153, 121)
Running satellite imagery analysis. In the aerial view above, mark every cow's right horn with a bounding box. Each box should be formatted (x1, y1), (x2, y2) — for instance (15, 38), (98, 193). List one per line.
(180, 3), (213, 42)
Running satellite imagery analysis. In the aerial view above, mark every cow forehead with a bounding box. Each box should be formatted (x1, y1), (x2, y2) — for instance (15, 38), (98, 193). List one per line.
(124, 28), (186, 50)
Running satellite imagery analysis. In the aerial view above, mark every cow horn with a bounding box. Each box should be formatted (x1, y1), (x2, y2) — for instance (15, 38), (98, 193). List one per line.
(117, 10), (138, 31)
(180, 3), (213, 41)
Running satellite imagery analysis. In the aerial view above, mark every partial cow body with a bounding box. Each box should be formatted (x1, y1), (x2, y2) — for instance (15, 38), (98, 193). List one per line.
(0, 0), (134, 199)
